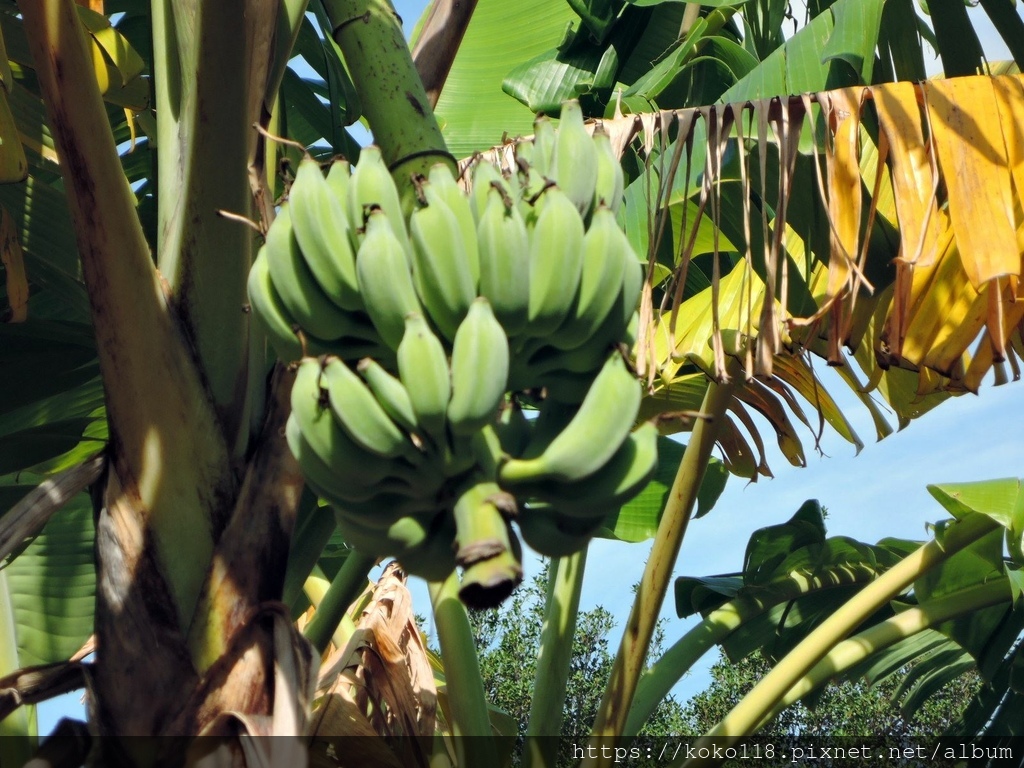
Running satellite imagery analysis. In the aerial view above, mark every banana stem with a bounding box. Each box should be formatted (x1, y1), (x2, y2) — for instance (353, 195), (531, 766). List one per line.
(323, 0), (455, 204)
(680, 512), (1000, 768)
(753, 578), (1010, 733)
(524, 549), (589, 768)
(430, 573), (498, 768)
(453, 481), (523, 609)
(303, 550), (376, 654)
(584, 362), (740, 765)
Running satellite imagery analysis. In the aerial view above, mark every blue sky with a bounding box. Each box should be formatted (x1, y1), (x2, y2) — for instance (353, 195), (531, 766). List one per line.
(36, 0), (1023, 735)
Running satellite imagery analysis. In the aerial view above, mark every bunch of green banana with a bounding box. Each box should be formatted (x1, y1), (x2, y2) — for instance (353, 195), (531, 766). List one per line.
(245, 100), (653, 606)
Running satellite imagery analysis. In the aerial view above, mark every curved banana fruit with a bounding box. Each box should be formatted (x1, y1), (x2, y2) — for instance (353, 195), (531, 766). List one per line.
(397, 312), (451, 449)
(409, 182), (477, 340)
(265, 205), (369, 341)
(348, 146), (411, 256)
(593, 127), (625, 215)
(428, 164), (479, 284)
(470, 161), (512, 223)
(499, 352), (641, 484)
(477, 187), (531, 337)
(321, 356), (423, 462)
(510, 421), (658, 517)
(448, 297), (510, 436)
(357, 357), (421, 437)
(289, 156), (362, 311)
(248, 246), (304, 361)
(527, 187), (585, 337)
(356, 209), (422, 349)
(516, 505), (607, 558)
(286, 412), (418, 505)
(552, 100), (598, 216)
(289, 359), (423, 495)
(325, 158), (351, 213)
(531, 115), (556, 179)
(549, 206), (630, 351)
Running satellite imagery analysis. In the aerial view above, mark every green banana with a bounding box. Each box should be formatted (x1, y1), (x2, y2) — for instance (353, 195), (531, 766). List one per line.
(333, 506), (438, 557)
(289, 156), (362, 311)
(289, 359), (424, 496)
(285, 412), (419, 506)
(531, 115), (556, 179)
(510, 421), (659, 518)
(552, 100), (598, 216)
(265, 205), (371, 341)
(548, 206), (631, 351)
(470, 161), (511, 223)
(356, 209), (422, 349)
(518, 398), (579, 460)
(248, 246), (304, 361)
(526, 187), (585, 337)
(331, 492), (438, 530)
(499, 352), (641, 484)
(397, 312), (451, 449)
(516, 505), (607, 558)
(593, 127), (624, 215)
(393, 513), (458, 583)
(356, 357), (421, 437)
(348, 146), (411, 255)
(409, 182), (477, 340)
(325, 158), (351, 212)
(321, 356), (423, 462)
(477, 188), (531, 337)
(447, 297), (510, 436)
(494, 401), (531, 459)
(428, 163), (479, 284)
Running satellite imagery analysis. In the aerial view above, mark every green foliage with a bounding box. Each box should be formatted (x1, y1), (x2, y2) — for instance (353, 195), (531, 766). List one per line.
(681, 650), (980, 739)
(467, 565), (686, 760)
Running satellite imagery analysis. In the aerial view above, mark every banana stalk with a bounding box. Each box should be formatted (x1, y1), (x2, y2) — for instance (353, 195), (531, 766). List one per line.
(453, 481), (523, 609)
(323, 0), (455, 205)
(430, 574), (499, 767)
(304, 551), (377, 654)
(585, 359), (741, 765)
(524, 550), (588, 768)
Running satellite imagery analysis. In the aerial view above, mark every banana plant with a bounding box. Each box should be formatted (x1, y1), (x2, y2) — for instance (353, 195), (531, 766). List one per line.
(1, 0), (1024, 766)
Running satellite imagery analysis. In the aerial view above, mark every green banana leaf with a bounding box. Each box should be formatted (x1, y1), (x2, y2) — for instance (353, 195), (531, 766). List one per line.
(425, 0), (579, 157)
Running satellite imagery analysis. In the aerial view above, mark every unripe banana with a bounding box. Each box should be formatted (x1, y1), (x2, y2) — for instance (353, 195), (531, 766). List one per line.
(357, 357), (421, 437)
(247, 246), (304, 362)
(511, 421), (659, 518)
(470, 161), (511, 223)
(552, 100), (598, 216)
(356, 210), (422, 349)
(428, 164), (479, 284)
(325, 158), (351, 211)
(447, 297), (510, 436)
(321, 356), (423, 462)
(409, 182), (477, 340)
(289, 359), (423, 497)
(516, 504), (607, 558)
(333, 506), (439, 558)
(265, 205), (368, 341)
(397, 312), (451, 449)
(526, 187), (585, 337)
(593, 127), (624, 215)
(477, 188), (531, 337)
(494, 401), (531, 458)
(499, 352), (641, 484)
(548, 206), (630, 351)
(531, 115), (556, 179)
(286, 412), (418, 505)
(289, 156), (362, 311)
(519, 399), (579, 460)
(331, 492), (438, 529)
(348, 146), (411, 255)
(393, 513), (459, 583)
